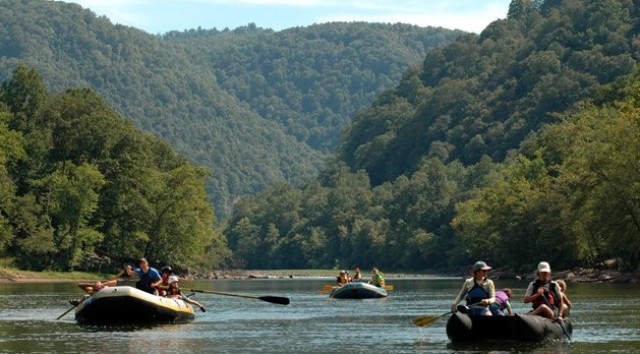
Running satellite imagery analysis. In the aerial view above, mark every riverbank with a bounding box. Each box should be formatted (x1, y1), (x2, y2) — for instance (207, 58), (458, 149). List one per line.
(0, 268), (106, 283)
(2, 267), (639, 283)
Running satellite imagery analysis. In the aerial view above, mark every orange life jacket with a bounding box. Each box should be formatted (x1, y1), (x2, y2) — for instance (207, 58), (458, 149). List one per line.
(531, 280), (558, 309)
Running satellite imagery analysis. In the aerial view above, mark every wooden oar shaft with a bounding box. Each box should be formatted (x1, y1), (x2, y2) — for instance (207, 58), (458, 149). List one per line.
(189, 289), (290, 305)
(56, 305), (77, 320)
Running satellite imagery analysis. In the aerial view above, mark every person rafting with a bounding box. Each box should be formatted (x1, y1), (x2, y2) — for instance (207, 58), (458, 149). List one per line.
(490, 288), (514, 316)
(369, 267), (385, 287)
(336, 270), (349, 286)
(523, 261), (566, 320)
(126, 257), (162, 294)
(153, 266), (173, 296)
(451, 261), (495, 316)
(556, 279), (572, 316)
(351, 267), (362, 282)
(77, 264), (133, 295)
(166, 275), (206, 312)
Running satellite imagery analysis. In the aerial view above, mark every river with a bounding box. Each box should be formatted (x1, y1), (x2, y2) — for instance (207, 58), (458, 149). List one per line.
(0, 277), (638, 353)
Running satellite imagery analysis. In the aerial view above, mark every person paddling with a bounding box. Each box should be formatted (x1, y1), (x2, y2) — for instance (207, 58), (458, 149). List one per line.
(451, 261), (495, 316)
(523, 261), (566, 320)
(369, 267), (385, 287)
(77, 265), (133, 295)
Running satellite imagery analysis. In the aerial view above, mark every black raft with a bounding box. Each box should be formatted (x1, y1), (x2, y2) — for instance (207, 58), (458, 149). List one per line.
(446, 312), (572, 343)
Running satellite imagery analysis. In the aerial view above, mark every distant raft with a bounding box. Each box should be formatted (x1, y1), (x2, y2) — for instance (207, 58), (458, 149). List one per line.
(330, 282), (388, 299)
(75, 286), (195, 324)
(446, 312), (572, 342)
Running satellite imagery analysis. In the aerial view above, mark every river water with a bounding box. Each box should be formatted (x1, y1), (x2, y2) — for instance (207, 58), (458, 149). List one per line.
(0, 277), (638, 353)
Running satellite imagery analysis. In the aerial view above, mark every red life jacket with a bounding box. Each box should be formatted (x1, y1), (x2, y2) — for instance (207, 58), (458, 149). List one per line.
(531, 280), (558, 309)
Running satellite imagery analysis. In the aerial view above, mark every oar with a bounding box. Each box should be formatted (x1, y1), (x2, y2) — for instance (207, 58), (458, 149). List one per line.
(56, 298), (87, 320)
(412, 312), (449, 327)
(412, 303), (482, 327)
(77, 269), (126, 294)
(189, 289), (290, 305)
(321, 284), (338, 292)
(541, 291), (572, 341)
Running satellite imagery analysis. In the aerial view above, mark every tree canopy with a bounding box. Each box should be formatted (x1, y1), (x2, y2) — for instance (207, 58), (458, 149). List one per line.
(0, 65), (229, 271)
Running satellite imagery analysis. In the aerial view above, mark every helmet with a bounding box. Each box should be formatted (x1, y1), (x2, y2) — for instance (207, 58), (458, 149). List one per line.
(168, 275), (179, 284)
(161, 266), (173, 274)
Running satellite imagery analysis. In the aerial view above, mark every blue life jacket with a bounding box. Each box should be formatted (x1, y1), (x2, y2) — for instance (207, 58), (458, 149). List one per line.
(466, 281), (490, 305)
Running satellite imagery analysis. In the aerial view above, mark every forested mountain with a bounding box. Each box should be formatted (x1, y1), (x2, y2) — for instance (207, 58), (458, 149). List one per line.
(0, 0), (462, 218)
(166, 23), (460, 152)
(225, 0), (640, 272)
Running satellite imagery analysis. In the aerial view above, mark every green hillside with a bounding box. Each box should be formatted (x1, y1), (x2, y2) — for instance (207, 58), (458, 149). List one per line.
(224, 0), (640, 272)
(0, 0), (462, 218)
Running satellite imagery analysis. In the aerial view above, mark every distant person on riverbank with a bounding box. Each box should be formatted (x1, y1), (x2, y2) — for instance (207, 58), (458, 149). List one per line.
(490, 288), (514, 316)
(451, 261), (495, 316)
(369, 267), (385, 287)
(126, 257), (162, 294)
(523, 261), (565, 319)
(556, 279), (572, 316)
(352, 267), (362, 282)
(167, 275), (206, 312)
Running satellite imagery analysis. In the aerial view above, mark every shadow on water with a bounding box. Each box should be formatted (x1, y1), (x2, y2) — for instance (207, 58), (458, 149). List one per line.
(77, 323), (168, 332)
(446, 340), (571, 354)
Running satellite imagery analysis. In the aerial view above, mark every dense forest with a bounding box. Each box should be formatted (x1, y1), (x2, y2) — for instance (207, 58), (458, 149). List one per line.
(0, 65), (230, 271)
(224, 0), (640, 273)
(0, 0), (462, 218)
(1, 0), (639, 274)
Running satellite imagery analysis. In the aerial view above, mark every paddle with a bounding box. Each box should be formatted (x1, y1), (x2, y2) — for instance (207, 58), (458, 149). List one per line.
(77, 269), (126, 294)
(56, 302), (80, 320)
(189, 289), (290, 305)
(541, 290), (572, 341)
(412, 312), (449, 327)
(412, 303), (482, 327)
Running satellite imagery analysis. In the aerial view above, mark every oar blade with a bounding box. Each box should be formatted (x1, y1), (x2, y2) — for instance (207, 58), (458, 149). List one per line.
(321, 284), (336, 292)
(412, 312), (449, 327)
(258, 296), (290, 306)
(412, 315), (439, 327)
(384, 284), (394, 291)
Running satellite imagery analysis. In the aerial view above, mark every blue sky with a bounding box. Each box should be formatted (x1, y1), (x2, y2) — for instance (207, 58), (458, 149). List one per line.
(64, 0), (512, 34)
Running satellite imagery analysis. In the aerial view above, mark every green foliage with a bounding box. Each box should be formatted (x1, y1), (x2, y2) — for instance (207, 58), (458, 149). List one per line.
(0, 66), (229, 271)
(0, 0), (462, 219)
(341, 0), (637, 185)
(224, 0), (640, 271)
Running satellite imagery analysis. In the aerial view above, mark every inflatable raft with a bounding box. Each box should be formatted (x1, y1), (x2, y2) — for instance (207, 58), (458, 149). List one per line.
(446, 312), (572, 342)
(74, 286), (195, 324)
(330, 282), (388, 299)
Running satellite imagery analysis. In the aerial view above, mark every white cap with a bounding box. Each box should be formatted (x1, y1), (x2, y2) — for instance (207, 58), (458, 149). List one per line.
(168, 275), (179, 284)
(537, 261), (551, 273)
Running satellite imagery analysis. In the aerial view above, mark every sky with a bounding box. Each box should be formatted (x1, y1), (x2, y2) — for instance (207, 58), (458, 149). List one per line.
(63, 0), (512, 34)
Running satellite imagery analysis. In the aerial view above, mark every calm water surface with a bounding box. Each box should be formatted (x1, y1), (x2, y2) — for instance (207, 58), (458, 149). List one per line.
(0, 278), (638, 353)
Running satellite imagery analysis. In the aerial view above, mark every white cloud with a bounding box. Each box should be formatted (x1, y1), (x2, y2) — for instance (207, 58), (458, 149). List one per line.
(64, 0), (510, 33)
